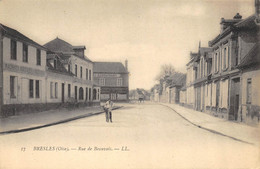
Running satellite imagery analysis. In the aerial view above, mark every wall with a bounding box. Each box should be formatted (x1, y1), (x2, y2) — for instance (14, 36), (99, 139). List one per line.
(240, 69), (260, 125)
(3, 36), (47, 105)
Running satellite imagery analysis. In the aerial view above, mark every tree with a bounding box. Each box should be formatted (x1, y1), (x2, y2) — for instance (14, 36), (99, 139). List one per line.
(155, 64), (175, 81)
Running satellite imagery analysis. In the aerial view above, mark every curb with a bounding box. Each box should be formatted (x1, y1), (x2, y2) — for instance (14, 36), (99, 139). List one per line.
(0, 106), (123, 135)
(160, 104), (255, 146)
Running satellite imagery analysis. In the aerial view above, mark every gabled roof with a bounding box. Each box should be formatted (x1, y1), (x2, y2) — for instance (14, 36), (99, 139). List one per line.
(44, 37), (93, 62)
(93, 62), (128, 73)
(44, 37), (74, 53)
(0, 23), (46, 50)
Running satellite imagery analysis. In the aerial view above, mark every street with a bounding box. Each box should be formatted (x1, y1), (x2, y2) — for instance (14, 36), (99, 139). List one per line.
(0, 103), (259, 169)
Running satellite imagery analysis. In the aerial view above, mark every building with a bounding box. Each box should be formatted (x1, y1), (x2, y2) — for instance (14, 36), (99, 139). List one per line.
(165, 73), (186, 104)
(0, 25), (100, 117)
(0, 24), (47, 116)
(193, 46), (212, 112)
(185, 52), (198, 108)
(93, 61), (129, 102)
(44, 38), (100, 105)
(207, 13), (259, 122)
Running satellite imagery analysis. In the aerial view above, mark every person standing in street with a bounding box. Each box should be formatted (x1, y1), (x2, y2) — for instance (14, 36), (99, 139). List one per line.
(105, 99), (114, 123)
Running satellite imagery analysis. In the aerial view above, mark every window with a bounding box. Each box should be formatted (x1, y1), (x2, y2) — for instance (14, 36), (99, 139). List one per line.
(75, 86), (78, 100)
(79, 87), (84, 100)
(75, 65), (78, 77)
(50, 82), (53, 98)
(214, 52), (218, 72)
(37, 49), (41, 65)
(93, 89), (97, 100)
(99, 78), (105, 86)
(11, 40), (17, 60)
(80, 66), (82, 78)
(200, 59), (203, 78)
(36, 80), (40, 98)
(226, 47), (229, 69)
(223, 48), (226, 69)
(97, 89), (100, 100)
(23, 44), (28, 62)
(10, 76), (16, 98)
(55, 82), (58, 98)
(86, 68), (89, 80)
(117, 78), (123, 86)
(89, 88), (91, 100)
(68, 84), (71, 98)
(53, 59), (57, 69)
(89, 69), (91, 80)
(85, 87), (88, 101)
(247, 78), (252, 104)
(29, 79), (34, 98)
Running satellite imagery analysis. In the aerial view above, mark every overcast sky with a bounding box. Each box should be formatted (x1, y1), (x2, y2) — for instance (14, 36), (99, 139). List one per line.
(0, 0), (255, 90)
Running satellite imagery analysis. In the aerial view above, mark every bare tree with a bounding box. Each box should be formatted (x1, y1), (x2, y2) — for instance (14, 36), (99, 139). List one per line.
(155, 64), (176, 81)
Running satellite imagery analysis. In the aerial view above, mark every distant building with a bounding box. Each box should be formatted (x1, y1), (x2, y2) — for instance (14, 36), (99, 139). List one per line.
(93, 61), (129, 102)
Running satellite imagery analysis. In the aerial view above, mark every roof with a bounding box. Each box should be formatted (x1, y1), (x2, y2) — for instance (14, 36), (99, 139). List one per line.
(47, 56), (74, 76)
(93, 62), (128, 73)
(44, 37), (74, 53)
(0, 23), (46, 50)
(209, 15), (257, 47)
(44, 37), (93, 62)
(238, 42), (260, 69)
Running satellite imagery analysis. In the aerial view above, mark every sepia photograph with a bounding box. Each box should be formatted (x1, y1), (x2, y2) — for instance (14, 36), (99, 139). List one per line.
(0, 0), (259, 168)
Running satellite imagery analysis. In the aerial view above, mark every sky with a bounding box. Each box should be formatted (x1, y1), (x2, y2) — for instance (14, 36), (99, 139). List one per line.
(0, 0), (255, 90)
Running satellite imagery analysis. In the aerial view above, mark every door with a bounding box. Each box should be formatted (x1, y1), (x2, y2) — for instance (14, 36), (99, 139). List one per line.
(62, 83), (65, 103)
(230, 78), (240, 120)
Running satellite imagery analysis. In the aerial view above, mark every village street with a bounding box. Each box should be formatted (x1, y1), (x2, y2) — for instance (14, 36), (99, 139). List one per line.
(0, 103), (259, 169)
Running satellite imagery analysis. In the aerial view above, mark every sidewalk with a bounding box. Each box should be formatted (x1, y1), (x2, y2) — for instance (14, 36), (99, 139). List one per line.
(160, 103), (260, 146)
(0, 105), (121, 135)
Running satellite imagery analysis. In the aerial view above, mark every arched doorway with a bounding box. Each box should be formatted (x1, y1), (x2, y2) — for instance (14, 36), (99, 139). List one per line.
(93, 88), (97, 100)
(79, 87), (84, 100)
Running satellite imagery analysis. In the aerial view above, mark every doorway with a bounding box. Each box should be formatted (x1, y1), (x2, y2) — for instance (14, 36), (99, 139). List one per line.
(230, 78), (240, 120)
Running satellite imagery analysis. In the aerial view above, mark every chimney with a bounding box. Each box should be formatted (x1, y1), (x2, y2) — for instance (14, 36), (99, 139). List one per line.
(220, 13), (242, 33)
(233, 13), (242, 19)
(125, 59), (128, 71)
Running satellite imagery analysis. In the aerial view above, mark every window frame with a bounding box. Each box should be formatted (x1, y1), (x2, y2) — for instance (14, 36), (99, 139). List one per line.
(10, 40), (17, 60)
(23, 43), (28, 63)
(29, 79), (34, 98)
(36, 49), (41, 66)
(36, 80), (40, 98)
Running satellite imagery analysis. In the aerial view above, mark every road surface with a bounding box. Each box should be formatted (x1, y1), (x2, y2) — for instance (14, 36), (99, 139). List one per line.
(0, 103), (259, 169)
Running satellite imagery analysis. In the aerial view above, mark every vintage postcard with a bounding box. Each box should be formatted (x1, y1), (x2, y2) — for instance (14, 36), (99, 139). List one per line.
(0, 0), (259, 168)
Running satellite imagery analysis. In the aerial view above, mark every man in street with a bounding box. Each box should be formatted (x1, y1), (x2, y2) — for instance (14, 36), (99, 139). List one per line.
(105, 99), (114, 123)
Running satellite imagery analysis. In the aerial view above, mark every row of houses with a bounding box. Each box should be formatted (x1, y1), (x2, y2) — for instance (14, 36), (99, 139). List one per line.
(0, 24), (129, 117)
(152, 4), (260, 126)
